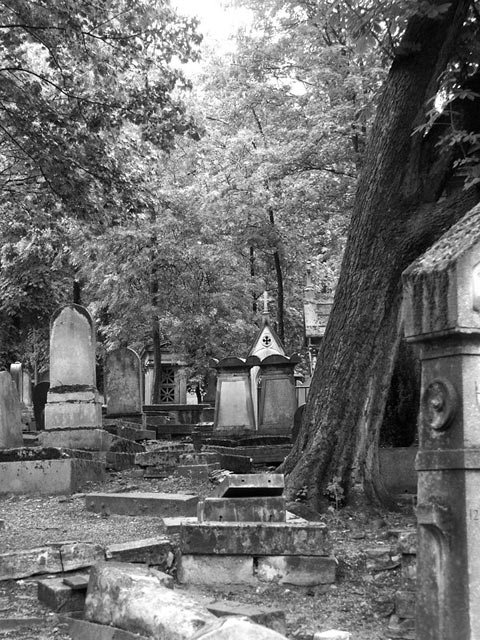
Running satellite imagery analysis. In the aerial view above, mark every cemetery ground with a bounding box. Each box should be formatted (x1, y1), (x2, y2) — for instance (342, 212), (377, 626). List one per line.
(0, 460), (415, 640)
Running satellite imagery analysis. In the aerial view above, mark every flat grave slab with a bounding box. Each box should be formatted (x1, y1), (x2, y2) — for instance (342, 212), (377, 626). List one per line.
(103, 423), (155, 442)
(160, 516), (198, 535)
(213, 473), (284, 498)
(0, 458), (105, 495)
(177, 462), (220, 481)
(198, 496), (286, 523)
(180, 521), (330, 556)
(85, 492), (199, 517)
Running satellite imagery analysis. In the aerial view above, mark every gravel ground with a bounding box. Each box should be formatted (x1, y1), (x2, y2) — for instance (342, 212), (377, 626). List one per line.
(0, 465), (416, 640)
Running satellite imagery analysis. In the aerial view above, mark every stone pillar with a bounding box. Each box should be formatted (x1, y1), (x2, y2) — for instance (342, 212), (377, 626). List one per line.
(213, 357), (259, 435)
(44, 304), (102, 428)
(258, 355), (300, 435)
(0, 371), (23, 449)
(402, 204), (480, 640)
(105, 347), (143, 418)
(9, 362), (23, 399)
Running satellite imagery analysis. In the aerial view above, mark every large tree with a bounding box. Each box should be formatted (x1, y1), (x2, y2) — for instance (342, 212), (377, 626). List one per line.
(284, 0), (480, 508)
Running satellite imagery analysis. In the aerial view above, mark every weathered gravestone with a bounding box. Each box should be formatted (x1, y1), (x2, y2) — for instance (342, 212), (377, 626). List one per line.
(258, 354), (300, 435)
(44, 304), (102, 429)
(105, 347), (143, 418)
(213, 357), (259, 435)
(403, 203), (480, 640)
(0, 371), (23, 449)
(10, 362), (34, 430)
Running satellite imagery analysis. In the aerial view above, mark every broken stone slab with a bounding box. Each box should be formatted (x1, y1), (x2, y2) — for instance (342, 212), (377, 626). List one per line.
(206, 600), (286, 634)
(365, 546), (398, 571)
(177, 555), (256, 585)
(180, 522), (330, 556)
(176, 463), (220, 481)
(192, 616), (289, 639)
(213, 473), (284, 498)
(85, 492), (199, 517)
(37, 577), (86, 612)
(39, 428), (145, 453)
(198, 497), (286, 523)
(69, 618), (149, 640)
(256, 555), (336, 586)
(85, 561), (217, 638)
(0, 542), (104, 580)
(0, 446), (93, 462)
(0, 458), (105, 495)
(105, 537), (175, 572)
(63, 574), (90, 590)
(0, 617), (50, 631)
(178, 452), (219, 464)
(387, 614), (415, 640)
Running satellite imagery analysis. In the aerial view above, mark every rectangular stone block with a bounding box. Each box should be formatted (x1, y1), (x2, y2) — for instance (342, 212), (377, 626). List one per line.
(93, 451), (136, 471)
(0, 542), (104, 580)
(63, 574), (90, 590)
(198, 497), (286, 523)
(0, 458), (105, 495)
(209, 445), (291, 464)
(105, 537), (174, 570)
(135, 446), (193, 467)
(213, 473), (284, 498)
(256, 555), (336, 586)
(177, 555), (255, 585)
(178, 452), (219, 464)
(180, 522), (330, 556)
(206, 600), (286, 634)
(37, 577), (86, 612)
(86, 492), (199, 517)
(69, 618), (150, 640)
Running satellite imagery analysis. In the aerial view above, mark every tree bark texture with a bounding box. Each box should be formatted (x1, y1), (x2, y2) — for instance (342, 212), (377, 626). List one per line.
(284, 0), (479, 509)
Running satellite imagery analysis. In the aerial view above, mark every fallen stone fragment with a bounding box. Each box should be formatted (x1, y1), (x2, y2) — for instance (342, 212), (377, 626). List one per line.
(85, 491), (199, 517)
(176, 463), (220, 481)
(63, 574), (90, 590)
(105, 537), (175, 571)
(181, 521), (330, 556)
(37, 577), (86, 612)
(313, 631), (351, 640)
(394, 589), (416, 619)
(0, 542), (104, 580)
(206, 600), (286, 634)
(85, 561), (217, 638)
(69, 618), (149, 640)
(192, 616), (289, 639)
(160, 516), (198, 535)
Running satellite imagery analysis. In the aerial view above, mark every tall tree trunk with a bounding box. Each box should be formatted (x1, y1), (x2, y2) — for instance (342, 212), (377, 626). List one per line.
(268, 207), (285, 342)
(150, 270), (163, 405)
(284, 0), (478, 509)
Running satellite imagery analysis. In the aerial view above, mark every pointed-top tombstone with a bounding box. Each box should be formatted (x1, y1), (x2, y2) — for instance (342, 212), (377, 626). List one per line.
(248, 292), (285, 362)
(0, 371), (23, 449)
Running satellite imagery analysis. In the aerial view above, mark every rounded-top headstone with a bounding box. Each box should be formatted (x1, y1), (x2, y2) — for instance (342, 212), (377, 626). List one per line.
(49, 304), (96, 389)
(0, 371), (23, 449)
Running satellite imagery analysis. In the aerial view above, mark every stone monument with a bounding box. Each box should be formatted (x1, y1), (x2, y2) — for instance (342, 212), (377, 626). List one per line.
(44, 304), (102, 429)
(213, 356), (259, 435)
(0, 371), (23, 449)
(258, 354), (301, 434)
(403, 203), (480, 640)
(105, 347), (143, 418)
